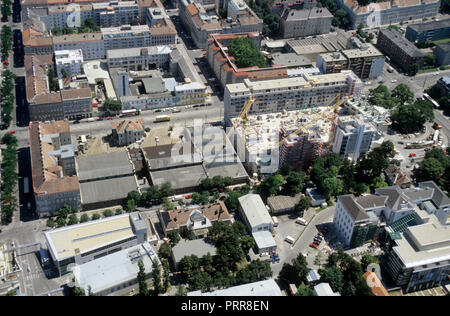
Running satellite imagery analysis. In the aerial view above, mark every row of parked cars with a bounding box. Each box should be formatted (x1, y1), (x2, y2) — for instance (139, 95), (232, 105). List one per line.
(309, 228), (328, 249)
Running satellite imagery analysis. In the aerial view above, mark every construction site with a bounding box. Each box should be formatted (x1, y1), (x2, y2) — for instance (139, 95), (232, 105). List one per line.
(230, 105), (339, 174)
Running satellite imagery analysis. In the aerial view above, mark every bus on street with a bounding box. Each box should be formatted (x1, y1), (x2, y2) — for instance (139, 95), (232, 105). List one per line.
(155, 115), (171, 122)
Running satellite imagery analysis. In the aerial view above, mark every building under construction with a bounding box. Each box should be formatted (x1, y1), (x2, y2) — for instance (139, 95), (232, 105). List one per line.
(230, 106), (338, 174)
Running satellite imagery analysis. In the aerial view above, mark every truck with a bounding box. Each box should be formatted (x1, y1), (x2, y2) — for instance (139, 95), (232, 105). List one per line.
(23, 177), (30, 195)
(120, 109), (141, 117)
(271, 216), (279, 227)
(285, 236), (295, 244)
(155, 115), (171, 122)
(295, 217), (308, 226)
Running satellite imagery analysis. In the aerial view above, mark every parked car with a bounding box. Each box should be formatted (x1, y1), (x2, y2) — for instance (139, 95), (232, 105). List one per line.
(309, 243), (319, 249)
(409, 153), (416, 157)
(9, 130), (15, 134)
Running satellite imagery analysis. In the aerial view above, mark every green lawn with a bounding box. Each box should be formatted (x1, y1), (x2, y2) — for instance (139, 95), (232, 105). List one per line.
(433, 38), (450, 45)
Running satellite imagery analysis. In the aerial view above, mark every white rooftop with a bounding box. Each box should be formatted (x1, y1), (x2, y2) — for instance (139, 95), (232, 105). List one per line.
(73, 242), (160, 295)
(314, 283), (341, 296)
(238, 194), (272, 229)
(201, 279), (282, 296)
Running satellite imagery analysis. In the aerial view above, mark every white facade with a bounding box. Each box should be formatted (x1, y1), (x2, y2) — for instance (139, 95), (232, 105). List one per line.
(332, 115), (376, 161)
(224, 70), (362, 119)
(107, 46), (172, 70)
(102, 25), (151, 51)
(238, 194), (274, 234)
(53, 34), (105, 60)
(55, 49), (84, 79)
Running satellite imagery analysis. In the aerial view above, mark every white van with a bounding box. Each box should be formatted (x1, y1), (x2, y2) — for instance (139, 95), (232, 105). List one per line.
(295, 217), (308, 226)
(272, 216), (279, 227)
(285, 236), (295, 244)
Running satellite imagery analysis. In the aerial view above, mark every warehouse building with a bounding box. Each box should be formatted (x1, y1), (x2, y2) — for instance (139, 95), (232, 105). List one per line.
(76, 151), (140, 210)
(73, 242), (159, 296)
(44, 212), (148, 276)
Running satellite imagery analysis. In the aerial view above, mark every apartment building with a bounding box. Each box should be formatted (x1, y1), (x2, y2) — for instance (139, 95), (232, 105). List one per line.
(224, 70), (362, 119)
(207, 33), (288, 87)
(435, 43), (450, 66)
(29, 121), (81, 217)
(148, 17), (177, 46)
(53, 33), (105, 60)
(107, 46), (172, 71)
(180, 0), (262, 49)
(25, 53), (93, 120)
(174, 82), (207, 106)
(60, 88), (93, 120)
(45, 4), (94, 29)
(317, 42), (384, 79)
(316, 52), (349, 74)
(279, 7), (333, 39)
(336, 0), (440, 28)
(22, 28), (54, 55)
(333, 194), (387, 248)
(92, 1), (140, 27)
(267, 0), (318, 14)
(55, 49), (84, 79)
(405, 19), (450, 43)
(111, 119), (145, 146)
(332, 115), (376, 161)
(377, 28), (425, 74)
(102, 24), (151, 51)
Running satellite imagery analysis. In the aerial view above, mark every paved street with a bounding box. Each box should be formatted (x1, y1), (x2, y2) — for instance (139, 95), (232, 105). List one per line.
(271, 206), (336, 278)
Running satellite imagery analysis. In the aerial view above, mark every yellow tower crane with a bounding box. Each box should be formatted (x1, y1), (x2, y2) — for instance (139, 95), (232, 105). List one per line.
(277, 94), (346, 148)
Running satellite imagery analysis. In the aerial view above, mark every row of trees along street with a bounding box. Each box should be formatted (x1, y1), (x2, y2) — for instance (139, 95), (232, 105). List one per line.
(1, 134), (18, 224)
(1, 70), (16, 127)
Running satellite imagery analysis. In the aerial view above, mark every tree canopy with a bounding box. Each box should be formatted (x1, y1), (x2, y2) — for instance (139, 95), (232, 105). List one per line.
(228, 36), (268, 69)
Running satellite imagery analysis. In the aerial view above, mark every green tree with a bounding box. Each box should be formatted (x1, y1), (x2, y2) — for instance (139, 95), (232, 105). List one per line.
(278, 253), (309, 287)
(415, 158), (445, 182)
(103, 98), (122, 113)
(115, 209), (123, 215)
(102, 209), (113, 217)
(166, 231), (180, 244)
(67, 214), (79, 225)
(56, 216), (66, 227)
(126, 199), (136, 213)
(282, 172), (305, 196)
(391, 84), (414, 105)
(1, 0), (12, 19)
(360, 254), (379, 271)
(228, 36), (268, 69)
(258, 174), (285, 198)
(46, 219), (56, 228)
(235, 260), (272, 285)
(158, 243), (173, 261)
(319, 266), (344, 293)
(162, 258), (171, 293)
(152, 261), (162, 295)
(80, 213), (89, 223)
(297, 196), (311, 213)
(91, 213), (101, 220)
(137, 259), (149, 296)
(296, 282), (313, 296)
(175, 284), (187, 296)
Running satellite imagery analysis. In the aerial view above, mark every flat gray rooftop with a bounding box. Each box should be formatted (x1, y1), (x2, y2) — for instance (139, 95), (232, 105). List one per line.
(80, 175), (139, 205)
(150, 164), (207, 191)
(172, 238), (217, 264)
(76, 151), (134, 182)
